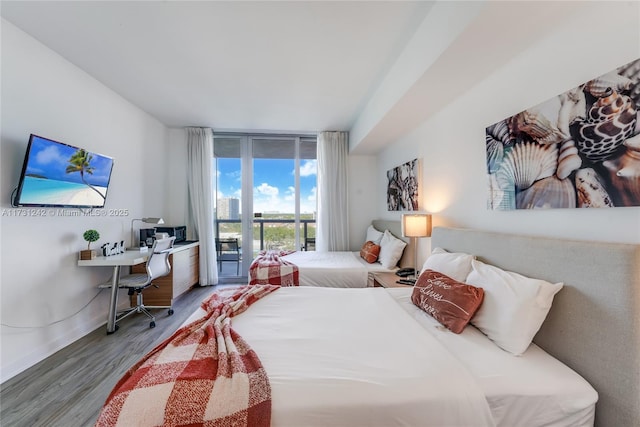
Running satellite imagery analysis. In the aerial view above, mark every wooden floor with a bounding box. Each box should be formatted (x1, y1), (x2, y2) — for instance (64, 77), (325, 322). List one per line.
(0, 284), (225, 427)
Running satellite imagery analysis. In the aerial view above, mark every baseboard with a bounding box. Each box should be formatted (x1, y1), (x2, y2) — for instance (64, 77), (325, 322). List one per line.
(0, 306), (121, 384)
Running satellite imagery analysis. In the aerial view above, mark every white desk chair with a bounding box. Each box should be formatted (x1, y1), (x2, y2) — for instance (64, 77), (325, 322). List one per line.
(106, 237), (176, 329)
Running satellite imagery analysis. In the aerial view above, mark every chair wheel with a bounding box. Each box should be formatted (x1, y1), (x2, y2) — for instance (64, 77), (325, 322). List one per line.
(168, 309), (174, 316)
(150, 321), (156, 328)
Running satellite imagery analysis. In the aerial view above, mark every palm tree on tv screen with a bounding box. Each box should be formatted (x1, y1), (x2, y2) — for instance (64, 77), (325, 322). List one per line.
(66, 149), (106, 201)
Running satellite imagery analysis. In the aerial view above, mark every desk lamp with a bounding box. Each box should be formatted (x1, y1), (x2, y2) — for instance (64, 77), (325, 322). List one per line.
(401, 213), (432, 282)
(130, 217), (164, 248)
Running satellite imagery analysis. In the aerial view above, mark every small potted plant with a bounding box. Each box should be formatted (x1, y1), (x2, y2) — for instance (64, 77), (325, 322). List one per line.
(80, 229), (100, 260)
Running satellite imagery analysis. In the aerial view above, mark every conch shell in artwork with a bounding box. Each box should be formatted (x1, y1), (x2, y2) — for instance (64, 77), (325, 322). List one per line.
(575, 168), (614, 208)
(601, 133), (640, 206)
(570, 90), (637, 162)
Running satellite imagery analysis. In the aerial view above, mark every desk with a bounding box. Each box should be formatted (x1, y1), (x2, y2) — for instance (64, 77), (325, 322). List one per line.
(78, 250), (148, 334)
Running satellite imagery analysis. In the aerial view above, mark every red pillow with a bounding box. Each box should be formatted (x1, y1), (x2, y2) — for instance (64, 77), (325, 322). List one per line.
(360, 241), (381, 263)
(411, 269), (484, 334)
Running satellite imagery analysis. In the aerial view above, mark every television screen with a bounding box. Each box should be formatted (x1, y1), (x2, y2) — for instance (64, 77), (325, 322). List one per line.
(14, 134), (114, 208)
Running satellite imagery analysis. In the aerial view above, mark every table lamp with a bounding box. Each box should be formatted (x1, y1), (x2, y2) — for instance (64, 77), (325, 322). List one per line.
(401, 213), (432, 282)
(130, 217), (164, 248)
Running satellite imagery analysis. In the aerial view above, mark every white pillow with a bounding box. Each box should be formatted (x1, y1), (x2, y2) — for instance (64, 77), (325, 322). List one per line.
(466, 259), (563, 355)
(365, 225), (384, 245)
(378, 230), (407, 269)
(421, 247), (474, 282)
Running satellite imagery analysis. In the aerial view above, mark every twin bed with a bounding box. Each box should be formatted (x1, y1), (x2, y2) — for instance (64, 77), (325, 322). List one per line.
(98, 226), (640, 427)
(253, 220), (414, 288)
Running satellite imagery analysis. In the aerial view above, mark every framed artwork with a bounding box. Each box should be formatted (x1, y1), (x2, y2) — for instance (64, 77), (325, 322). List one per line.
(486, 57), (640, 210)
(387, 158), (419, 211)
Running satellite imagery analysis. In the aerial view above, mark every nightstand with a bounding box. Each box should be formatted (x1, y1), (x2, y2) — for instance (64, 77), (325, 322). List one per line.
(372, 271), (415, 288)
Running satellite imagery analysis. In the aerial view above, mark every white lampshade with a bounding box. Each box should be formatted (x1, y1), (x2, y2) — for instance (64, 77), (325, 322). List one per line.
(402, 214), (432, 238)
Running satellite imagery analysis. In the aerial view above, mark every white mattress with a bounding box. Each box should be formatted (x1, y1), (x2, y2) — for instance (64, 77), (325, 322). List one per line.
(281, 251), (392, 288)
(387, 288), (598, 427)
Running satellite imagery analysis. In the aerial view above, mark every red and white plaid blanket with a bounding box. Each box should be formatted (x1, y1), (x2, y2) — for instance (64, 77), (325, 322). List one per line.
(95, 284), (280, 427)
(249, 250), (299, 287)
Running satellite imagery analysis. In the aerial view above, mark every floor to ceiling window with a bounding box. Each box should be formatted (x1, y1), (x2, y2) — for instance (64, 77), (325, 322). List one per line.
(214, 133), (317, 280)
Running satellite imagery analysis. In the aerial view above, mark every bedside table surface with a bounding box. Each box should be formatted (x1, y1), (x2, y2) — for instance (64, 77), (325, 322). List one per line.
(373, 271), (415, 288)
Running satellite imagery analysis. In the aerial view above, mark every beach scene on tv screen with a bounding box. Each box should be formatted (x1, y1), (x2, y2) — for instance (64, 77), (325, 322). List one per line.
(19, 136), (113, 206)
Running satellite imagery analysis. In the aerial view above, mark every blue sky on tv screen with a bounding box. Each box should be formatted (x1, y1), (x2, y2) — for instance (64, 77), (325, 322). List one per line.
(24, 136), (113, 187)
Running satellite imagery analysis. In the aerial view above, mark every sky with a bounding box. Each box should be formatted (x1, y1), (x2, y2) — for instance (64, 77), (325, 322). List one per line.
(23, 135), (114, 186)
(216, 158), (317, 214)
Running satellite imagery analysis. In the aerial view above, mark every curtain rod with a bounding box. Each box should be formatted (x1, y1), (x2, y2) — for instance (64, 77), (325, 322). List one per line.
(213, 131), (317, 138)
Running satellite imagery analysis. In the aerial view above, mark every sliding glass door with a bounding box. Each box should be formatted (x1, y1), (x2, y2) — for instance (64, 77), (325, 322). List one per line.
(214, 134), (317, 281)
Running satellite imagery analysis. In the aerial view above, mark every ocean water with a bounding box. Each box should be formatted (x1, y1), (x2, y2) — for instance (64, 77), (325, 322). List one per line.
(19, 176), (106, 205)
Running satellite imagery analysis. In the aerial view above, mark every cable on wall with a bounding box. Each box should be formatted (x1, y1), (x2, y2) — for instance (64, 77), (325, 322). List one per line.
(0, 289), (104, 329)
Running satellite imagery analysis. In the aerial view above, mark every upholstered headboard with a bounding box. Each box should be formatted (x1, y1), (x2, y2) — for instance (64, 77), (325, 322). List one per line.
(371, 219), (414, 268)
(431, 226), (640, 427)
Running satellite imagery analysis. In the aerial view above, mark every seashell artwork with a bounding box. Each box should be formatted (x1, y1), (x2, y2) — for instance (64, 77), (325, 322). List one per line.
(517, 176), (576, 209)
(486, 57), (640, 209)
(570, 90), (637, 162)
(556, 139), (582, 180)
(508, 110), (567, 145)
(584, 71), (633, 97)
(617, 60), (640, 105)
(496, 142), (558, 192)
(485, 120), (510, 173)
(601, 134), (640, 206)
(575, 168), (614, 208)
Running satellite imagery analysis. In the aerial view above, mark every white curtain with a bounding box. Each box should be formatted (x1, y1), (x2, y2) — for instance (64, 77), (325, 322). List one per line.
(186, 127), (218, 285)
(316, 131), (349, 252)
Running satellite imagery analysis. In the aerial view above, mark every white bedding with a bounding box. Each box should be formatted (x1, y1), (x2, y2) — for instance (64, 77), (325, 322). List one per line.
(186, 286), (495, 426)
(235, 287), (495, 426)
(281, 251), (392, 287)
(183, 286), (596, 427)
(388, 288), (598, 427)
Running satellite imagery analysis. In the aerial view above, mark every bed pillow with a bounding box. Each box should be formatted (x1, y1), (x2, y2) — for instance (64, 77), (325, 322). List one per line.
(378, 230), (407, 269)
(365, 225), (384, 245)
(359, 241), (381, 263)
(466, 259), (563, 355)
(421, 247), (475, 282)
(411, 269), (484, 334)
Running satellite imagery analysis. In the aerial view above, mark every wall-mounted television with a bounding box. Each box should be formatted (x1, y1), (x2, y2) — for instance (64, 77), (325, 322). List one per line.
(14, 134), (115, 208)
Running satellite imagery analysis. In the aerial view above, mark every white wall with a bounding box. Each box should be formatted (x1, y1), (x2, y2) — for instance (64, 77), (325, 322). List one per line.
(375, 1), (640, 269)
(0, 19), (168, 382)
(348, 154), (378, 250)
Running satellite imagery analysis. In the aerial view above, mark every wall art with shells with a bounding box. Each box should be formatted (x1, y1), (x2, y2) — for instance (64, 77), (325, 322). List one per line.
(387, 158), (419, 211)
(486, 58), (640, 210)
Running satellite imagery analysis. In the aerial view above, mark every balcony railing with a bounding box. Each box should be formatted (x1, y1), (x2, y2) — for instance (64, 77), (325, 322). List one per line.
(216, 219), (316, 255)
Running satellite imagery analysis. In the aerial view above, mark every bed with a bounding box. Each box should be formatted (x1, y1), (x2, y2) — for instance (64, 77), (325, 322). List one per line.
(97, 227), (640, 427)
(251, 219), (414, 288)
(431, 227), (640, 427)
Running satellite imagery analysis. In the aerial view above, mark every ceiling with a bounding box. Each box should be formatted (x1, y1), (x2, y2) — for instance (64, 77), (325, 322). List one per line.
(1, 1), (435, 142)
(1, 1), (594, 154)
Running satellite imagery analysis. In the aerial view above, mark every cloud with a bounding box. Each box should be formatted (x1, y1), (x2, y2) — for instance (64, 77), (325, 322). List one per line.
(226, 170), (241, 181)
(307, 186), (317, 202)
(35, 145), (66, 166)
(220, 183), (316, 214)
(255, 182), (279, 197)
(299, 160), (317, 177)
